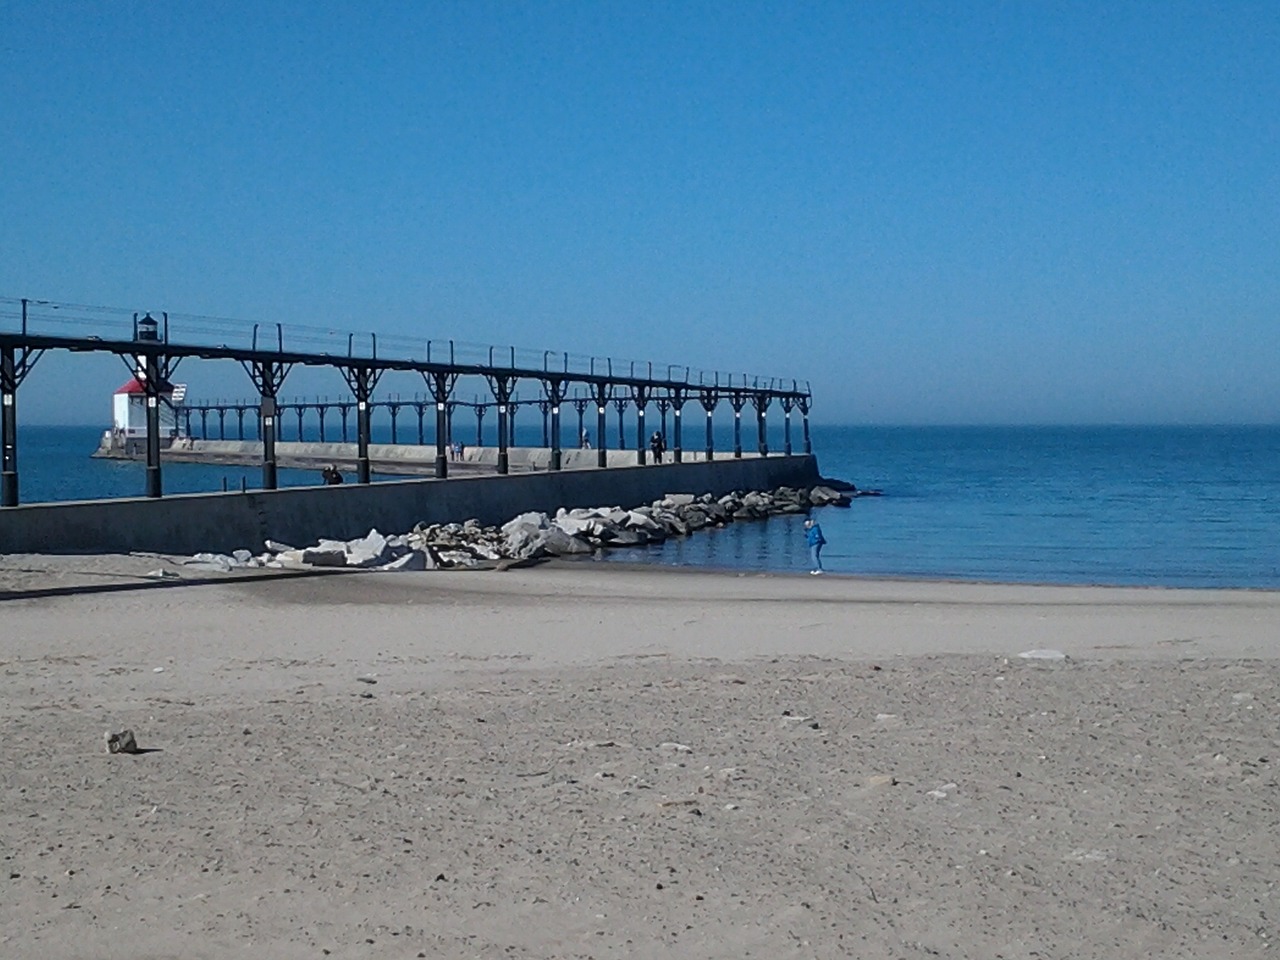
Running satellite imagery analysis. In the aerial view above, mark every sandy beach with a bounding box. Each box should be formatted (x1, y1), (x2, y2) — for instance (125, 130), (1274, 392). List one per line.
(2, 556), (1278, 958)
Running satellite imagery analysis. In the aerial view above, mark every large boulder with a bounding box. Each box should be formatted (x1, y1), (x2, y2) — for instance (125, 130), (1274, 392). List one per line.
(502, 512), (550, 558)
(300, 545), (347, 567)
(345, 529), (392, 568)
(701, 501), (730, 523)
(537, 526), (594, 556)
(623, 510), (664, 533)
(602, 527), (648, 546)
(809, 486), (852, 507)
(554, 514), (600, 539)
(652, 510), (689, 537)
(681, 508), (710, 530)
(501, 511), (548, 536)
(376, 549), (429, 572)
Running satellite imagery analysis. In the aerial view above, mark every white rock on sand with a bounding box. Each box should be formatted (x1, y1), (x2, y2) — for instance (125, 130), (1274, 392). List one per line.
(1, 557), (1278, 958)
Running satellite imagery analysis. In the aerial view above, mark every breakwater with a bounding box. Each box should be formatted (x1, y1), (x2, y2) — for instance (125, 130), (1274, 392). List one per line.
(0, 454), (820, 555)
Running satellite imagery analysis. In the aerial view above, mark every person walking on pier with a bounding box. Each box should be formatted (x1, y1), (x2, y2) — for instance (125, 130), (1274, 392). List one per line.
(649, 431), (666, 463)
(804, 517), (826, 575)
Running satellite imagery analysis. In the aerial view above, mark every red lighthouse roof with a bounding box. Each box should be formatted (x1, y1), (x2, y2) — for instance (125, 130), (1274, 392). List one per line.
(114, 376), (174, 395)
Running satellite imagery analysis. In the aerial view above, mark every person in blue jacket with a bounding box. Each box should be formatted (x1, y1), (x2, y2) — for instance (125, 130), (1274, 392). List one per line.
(804, 517), (826, 575)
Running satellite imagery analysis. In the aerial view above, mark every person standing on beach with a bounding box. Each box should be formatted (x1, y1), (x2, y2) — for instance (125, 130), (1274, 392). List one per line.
(804, 517), (826, 575)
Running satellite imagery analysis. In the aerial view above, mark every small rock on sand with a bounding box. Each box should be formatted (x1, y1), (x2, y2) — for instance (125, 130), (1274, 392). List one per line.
(105, 730), (139, 754)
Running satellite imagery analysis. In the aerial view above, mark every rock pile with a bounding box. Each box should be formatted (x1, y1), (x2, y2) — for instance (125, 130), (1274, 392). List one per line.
(184, 484), (861, 573)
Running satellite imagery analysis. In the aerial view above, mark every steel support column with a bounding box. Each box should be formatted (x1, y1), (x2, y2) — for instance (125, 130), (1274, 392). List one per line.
(542, 378), (566, 471)
(1, 303), (45, 506)
(699, 391), (717, 461)
(612, 395), (628, 451)
(260, 396), (279, 488)
(593, 384), (610, 469)
(538, 400), (550, 449)
(1, 347), (22, 506)
(752, 392), (770, 457)
(243, 359), (291, 490)
(423, 371), (457, 479)
(388, 402), (401, 444)
(670, 389), (686, 463)
(780, 397), (794, 455)
(339, 366), (381, 484)
(799, 397), (812, 454)
(633, 386), (649, 465)
(730, 391), (746, 459)
(143, 353), (163, 498)
(570, 396), (589, 450)
(486, 376), (516, 475)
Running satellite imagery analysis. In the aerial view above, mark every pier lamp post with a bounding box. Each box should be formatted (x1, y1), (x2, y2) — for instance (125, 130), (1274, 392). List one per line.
(754, 393), (770, 457)
(633, 386), (650, 465)
(588, 382), (611, 468)
(673, 404), (683, 463)
(134, 314), (164, 499)
(143, 358), (163, 498)
(260, 397), (278, 490)
(435, 401), (448, 477)
(1, 347), (18, 506)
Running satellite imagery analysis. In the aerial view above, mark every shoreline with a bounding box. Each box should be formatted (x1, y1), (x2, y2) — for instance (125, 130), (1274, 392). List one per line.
(4, 547), (1280, 598)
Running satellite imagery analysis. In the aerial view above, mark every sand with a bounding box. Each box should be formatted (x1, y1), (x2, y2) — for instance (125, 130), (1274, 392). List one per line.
(1, 556), (1278, 958)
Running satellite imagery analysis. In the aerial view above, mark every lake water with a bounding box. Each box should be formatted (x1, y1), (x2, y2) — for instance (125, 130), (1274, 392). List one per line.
(7, 423), (1279, 589)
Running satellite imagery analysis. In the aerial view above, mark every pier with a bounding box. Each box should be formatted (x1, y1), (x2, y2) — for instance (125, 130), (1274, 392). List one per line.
(0, 297), (813, 507)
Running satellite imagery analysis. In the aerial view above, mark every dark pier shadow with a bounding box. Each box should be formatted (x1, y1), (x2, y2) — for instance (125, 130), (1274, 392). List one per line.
(0, 566), (357, 604)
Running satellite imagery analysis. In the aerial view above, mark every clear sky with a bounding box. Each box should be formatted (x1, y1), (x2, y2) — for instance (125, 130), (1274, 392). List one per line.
(2, 1), (1277, 424)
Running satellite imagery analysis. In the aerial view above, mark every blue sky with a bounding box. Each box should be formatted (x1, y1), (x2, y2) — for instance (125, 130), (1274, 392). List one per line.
(2, 1), (1277, 424)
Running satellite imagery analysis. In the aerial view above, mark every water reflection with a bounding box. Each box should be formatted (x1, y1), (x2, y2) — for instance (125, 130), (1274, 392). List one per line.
(597, 514), (811, 574)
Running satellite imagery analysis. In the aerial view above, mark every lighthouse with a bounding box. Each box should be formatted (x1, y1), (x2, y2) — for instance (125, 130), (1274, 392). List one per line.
(111, 376), (178, 440)
(106, 314), (187, 453)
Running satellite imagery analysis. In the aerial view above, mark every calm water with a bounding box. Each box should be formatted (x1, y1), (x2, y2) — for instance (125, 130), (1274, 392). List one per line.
(7, 424), (1279, 589)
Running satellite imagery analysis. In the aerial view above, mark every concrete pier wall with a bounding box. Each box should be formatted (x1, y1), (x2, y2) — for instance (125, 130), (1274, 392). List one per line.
(0, 455), (820, 556)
